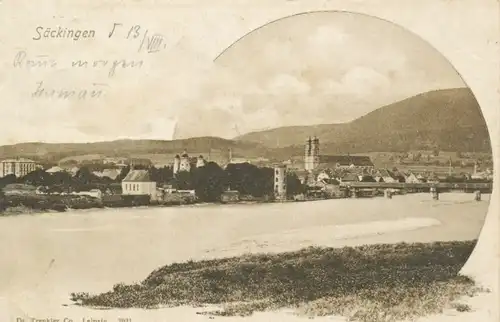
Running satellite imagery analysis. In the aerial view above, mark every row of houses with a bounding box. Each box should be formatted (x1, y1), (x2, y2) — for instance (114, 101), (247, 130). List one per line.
(44, 166), (121, 180)
(296, 167), (493, 188)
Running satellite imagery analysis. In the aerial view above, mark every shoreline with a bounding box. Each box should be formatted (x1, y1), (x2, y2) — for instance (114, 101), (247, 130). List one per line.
(0, 192), (491, 218)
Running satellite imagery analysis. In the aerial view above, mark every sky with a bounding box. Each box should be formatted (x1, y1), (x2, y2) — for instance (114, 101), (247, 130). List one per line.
(173, 11), (465, 139)
(0, 2), (488, 145)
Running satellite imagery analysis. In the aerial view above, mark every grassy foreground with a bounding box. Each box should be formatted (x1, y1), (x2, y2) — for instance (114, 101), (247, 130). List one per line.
(70, 240), (486, 322)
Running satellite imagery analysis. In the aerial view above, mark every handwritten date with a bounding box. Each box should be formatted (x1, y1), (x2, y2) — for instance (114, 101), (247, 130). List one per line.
(109, 23), (167, 54)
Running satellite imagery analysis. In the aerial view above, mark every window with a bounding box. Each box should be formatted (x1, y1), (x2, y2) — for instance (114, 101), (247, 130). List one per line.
(275, 177), (279, 182)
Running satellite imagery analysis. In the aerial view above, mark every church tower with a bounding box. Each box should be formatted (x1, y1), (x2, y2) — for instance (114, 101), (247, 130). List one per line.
(173, 154), (180, 175)
(274, 164), (287, 201)
(312, 136), (320, 169)
(179, 150), (191, 172)
(304, 136), (320, 171)
(304, 137), (313, 171)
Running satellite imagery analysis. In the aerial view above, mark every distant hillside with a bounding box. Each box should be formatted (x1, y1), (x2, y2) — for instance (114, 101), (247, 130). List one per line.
(0, 137), (271, 163)
(236, 88), (492, 154)
(0, 88), (492, 164)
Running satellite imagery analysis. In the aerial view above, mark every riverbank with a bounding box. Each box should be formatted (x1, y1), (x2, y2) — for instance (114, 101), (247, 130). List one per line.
(0, 191), (490, 217)
(0, 193), (199, 217)
(70, 240), (488, 322)
(0, 194), (491, 321)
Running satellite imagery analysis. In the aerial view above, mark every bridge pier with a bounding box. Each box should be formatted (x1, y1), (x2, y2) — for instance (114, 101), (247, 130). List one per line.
(350, 188), (359, 199)
(384, 189), (392, 199)
(430, 187), (439, 200)
(474, 190), (481, 201)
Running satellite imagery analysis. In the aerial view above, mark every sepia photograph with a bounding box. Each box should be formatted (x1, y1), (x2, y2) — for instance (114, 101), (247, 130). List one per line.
(0, 2), (497, 322)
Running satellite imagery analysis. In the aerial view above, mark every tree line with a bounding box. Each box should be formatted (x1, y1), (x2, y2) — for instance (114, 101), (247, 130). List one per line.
(166, 162), (303, 202)
(0, 162), (304, 202)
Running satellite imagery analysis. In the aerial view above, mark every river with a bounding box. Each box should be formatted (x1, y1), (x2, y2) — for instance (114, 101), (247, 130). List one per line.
(0, 193), (490, 322)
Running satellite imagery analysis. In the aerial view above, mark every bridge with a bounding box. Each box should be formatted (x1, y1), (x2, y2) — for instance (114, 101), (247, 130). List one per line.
(338, 182), (493, 191)
(337, 181), (492, 200)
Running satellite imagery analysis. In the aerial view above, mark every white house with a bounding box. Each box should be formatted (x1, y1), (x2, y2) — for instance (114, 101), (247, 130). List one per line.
(121, 170), (157, 198)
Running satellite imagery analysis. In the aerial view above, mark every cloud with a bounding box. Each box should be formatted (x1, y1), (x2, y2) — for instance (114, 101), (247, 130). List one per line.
(267, 73), (311, 95)
(156, 13), (465, 140)
(329, 66), (392, 96)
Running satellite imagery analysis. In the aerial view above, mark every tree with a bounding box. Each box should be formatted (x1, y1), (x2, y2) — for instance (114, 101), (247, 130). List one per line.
(74, 166), (98, 185)
(49, 171), (74, 189)
(0, 174), (17, 188)
(256, 167), (274, 197)
(116, 166), (131, 182)
(175, 170), (192, 190)
(225, 163), (273, 197)
(19, 169), (49, 186)
(192, 162), (226, 202)
(286, 172), (304, 196)
(0, 190), (5, 211)
(150, 166), (174, 184)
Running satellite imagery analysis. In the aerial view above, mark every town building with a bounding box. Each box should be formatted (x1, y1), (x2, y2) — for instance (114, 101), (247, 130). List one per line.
(73, 189), (102, 199)
(46, 166), (65, 174)
(93, 169), (121, 180)
(304, 137), (320, 171)
(69, 167), (80, 176)
(374, 169), (398, 183)
(128, 158), (153, 167)
(274, 164), (287, 200)
(121, 169), (157, 199)
(221, 190), (240, 203)
(339, 173), (360, 183)
(103, 157), (127, 165)
(173, 150), (191, 175)
(294, 169), (310, 185)
(0, 158), (38, 178)
(173, 151), (207, 175)
(196, 155), (206, 168)
(304, 137), (374, 171)
(404, 172), (425, 183)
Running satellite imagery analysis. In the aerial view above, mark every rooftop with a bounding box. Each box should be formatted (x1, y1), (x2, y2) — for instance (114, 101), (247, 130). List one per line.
(46, 166), (65, 173)
(319, 155), (374, 167)
(122, 169), (152, 182)
(1, 158), (36, 163)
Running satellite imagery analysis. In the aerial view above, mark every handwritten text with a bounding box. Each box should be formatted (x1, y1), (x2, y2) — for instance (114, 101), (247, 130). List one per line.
(109, 23), (168, 54)
(31, 81), (108, 100)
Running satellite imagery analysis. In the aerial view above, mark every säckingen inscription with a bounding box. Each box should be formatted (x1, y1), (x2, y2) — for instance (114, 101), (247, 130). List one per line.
(33, 26), (96, 41)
